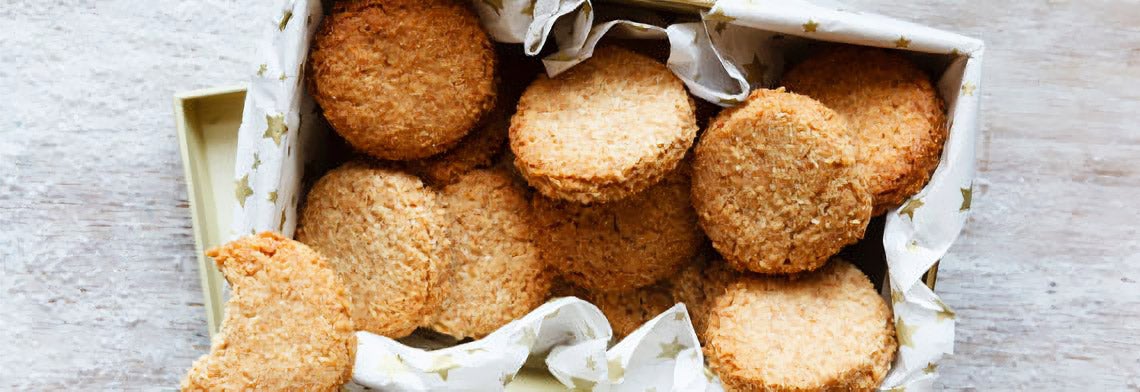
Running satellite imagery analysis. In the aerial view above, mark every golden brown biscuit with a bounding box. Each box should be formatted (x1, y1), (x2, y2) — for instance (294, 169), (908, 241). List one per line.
(704, 259), (896, 392)
(403, 110), (508, 187)
(297, 161), (448, 338)
(782, 47), (947, 215)
(692, 88), (871, 274)
(309, 0), (497, 160)
(510, 46), (698, 203)
(534, 163), (704, 292)
(668, 249), (736, 339)
(589, 282), (676, 340)
(570, 248), (735, 341)
(430, 170), (552, 339)
(182, 233), (355, 392)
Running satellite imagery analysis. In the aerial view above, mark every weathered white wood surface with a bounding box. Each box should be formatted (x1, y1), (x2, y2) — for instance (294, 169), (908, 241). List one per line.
(1, 1), (1137, 390)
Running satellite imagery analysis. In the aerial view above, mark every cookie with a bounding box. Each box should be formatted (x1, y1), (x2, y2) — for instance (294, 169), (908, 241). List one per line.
(534, 163), (703, 292)
(692, 88), (871, 274)
(403, 109), (508, 187)
(588, 282), (675, 340)
(430, 170), (552, 339)
(297, 161), (448, 338)
(782, 46), (947, 215)
(182, 233), (355, 392)
(574, 247), (734, 341)
(308, 0), (496, 160)
(668, 249), (736, 340)
(703, 259), (896, 391)
(510, 46), (698, 203)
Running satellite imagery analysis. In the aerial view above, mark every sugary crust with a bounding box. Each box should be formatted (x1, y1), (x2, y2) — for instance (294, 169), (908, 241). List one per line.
(297, 161), (448, 338)
(782, 47), (947, 215)
(692, 88), (872, 274)
(308, 0), (497, 160)
(533, 164), (704, 292)
(181, 232), (355, 392)
(430, 170), (552, 339)
(404, 109), (508, 187)
(703, 260), (896, 392)
(510, 46), (698, 203)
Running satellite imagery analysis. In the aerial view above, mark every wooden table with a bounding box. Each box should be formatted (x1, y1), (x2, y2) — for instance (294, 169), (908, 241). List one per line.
(1, 1), (1137, 390)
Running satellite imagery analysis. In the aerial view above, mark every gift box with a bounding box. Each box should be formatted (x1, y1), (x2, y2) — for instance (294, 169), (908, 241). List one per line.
(175, 0), (982, 390)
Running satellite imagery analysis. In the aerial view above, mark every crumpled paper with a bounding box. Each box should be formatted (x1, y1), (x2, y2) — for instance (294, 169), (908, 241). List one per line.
(353, 298), (721, 391)
(228, 0), (983, 390)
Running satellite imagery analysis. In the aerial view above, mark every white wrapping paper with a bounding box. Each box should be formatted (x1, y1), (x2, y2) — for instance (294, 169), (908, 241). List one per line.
(351, 298), (721, 391)
(228, 0), (983, 390)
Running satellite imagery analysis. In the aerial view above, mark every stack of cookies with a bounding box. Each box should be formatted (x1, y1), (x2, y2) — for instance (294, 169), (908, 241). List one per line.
(183, 1), (949, 391)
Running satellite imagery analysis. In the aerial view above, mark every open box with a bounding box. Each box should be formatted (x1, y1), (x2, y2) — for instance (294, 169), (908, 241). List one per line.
(177, 0), (981, 390)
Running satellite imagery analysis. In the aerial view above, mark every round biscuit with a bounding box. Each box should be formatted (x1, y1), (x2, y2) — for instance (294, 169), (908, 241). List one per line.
(404, 109), (508, 187)
(668, 249), (737, 340)
(782, 47), (947, 215)
(297, 161), (448, 338)
(692, 88), (872, 274)
(308, 0), (497, 160)
(430, 170), (552, 339)
(551, 247), (728, 341)
(534, 164), (703, 292)
(588, 282), (675, 340)
(510, 46), (698, 203)
(703, 259), (896, 391)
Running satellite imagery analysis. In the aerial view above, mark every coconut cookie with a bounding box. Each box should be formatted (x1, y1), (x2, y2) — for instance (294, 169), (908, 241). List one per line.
(668, 249), (737, 340)
(510, 46), (698, 203)
(297, 161), (448, 338)
(565, 248), (734, 341)
(308, 0), (497, 160)
(181, 233), (355, 392)
(404, 109), (508, 187)
(703, 259), (896, 392)
(782, 46), (948, 215)
(533, 163), (703, 292)
(588, 282), (676, 340)
(430, 170), (552, 339)
(692, 88), (872, 274)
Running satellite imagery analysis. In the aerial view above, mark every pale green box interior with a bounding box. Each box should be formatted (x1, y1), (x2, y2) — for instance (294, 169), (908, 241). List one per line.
(174, 85), (246, 337)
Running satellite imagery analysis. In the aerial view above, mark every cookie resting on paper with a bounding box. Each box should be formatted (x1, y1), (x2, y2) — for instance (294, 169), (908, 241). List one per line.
(430, 169), (552, 339)
(181, 232), (355, 392)
(783, 46), (947, 215)
(703, 259), (896, 392)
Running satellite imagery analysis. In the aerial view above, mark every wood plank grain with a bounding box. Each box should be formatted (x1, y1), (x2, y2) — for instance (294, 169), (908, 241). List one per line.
(839, 1), (1140, 389)
(0, 1), (274, 389)
(1, 0), (1137, 390)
